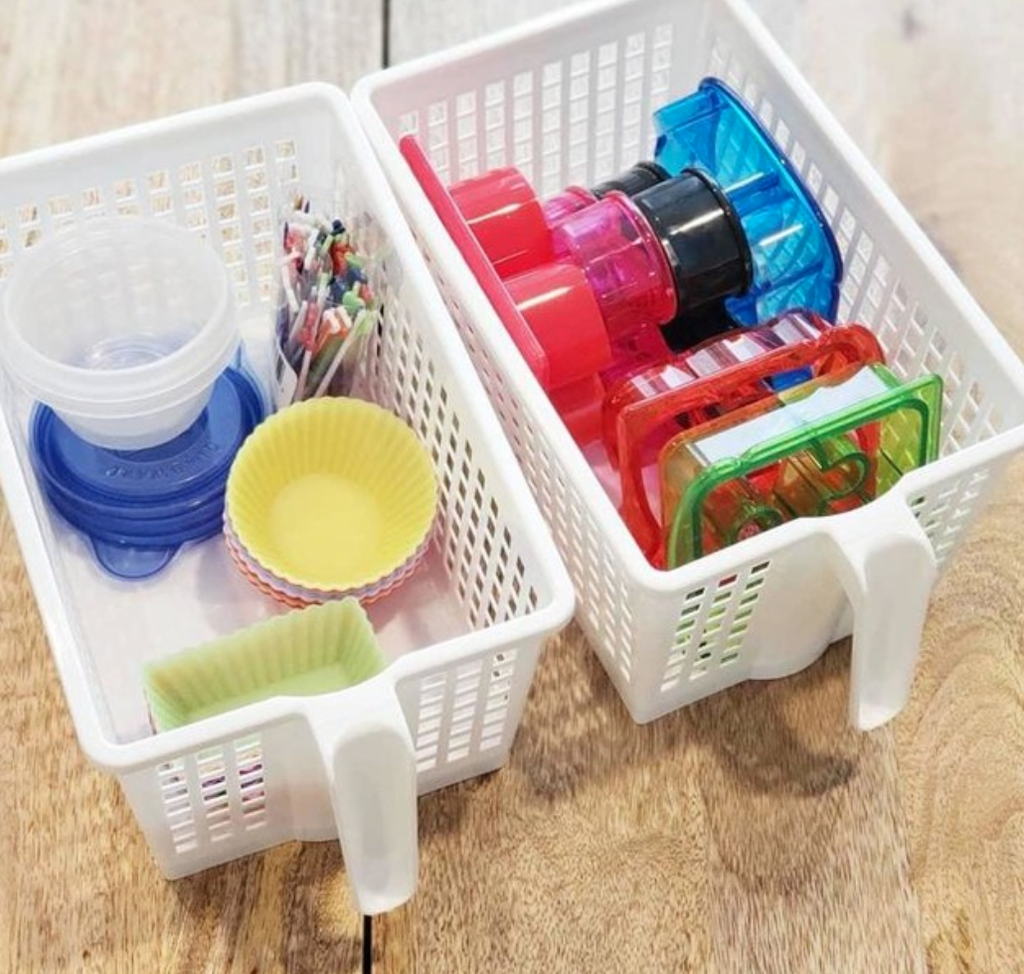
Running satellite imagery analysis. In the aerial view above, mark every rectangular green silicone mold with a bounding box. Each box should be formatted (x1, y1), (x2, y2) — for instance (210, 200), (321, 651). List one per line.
(143, 598), (387, 731)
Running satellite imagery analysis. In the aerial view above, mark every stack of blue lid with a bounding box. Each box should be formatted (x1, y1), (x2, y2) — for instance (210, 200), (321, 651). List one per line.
(653, 77), (842, 327)
(31, 366), (264, 579)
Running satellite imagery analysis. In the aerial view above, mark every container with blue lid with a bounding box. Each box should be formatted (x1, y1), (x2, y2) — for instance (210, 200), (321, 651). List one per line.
(653, 77), (842, 326)
(31, 365), (265, 580)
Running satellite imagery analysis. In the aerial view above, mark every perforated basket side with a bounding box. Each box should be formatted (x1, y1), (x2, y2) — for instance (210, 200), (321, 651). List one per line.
(119, 722), (321, 877)
(354, 0), (1024, 721)
(349, 138), (563, 786)
(420, 280), (645, 696)
(0, 85), (573, 876)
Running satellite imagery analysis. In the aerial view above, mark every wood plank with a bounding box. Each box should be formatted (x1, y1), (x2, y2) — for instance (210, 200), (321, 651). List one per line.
(0, 0), (381, 157)
(900, 510), (1024, 972)
(741, 3), (1024, 969)
(235, 0), (384, 96)
(387, 0), (584, 63)
(386, 631), (713, 973)
(380, 634), (931, 973)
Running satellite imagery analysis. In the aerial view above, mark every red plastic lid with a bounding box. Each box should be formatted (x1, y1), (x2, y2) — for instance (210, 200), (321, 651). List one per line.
(449, 167), (554, 278)
(505, 262), (612, 390)
(550, 374), (605, 446)
(400, 136), (551, 386)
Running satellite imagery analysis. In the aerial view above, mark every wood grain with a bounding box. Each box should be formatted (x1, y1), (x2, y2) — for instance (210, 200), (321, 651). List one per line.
(0, 0), (381, 156)
(753, 4), (1024, 969)
(1, 0), (1023, 972)
(387, 0), (583, 63)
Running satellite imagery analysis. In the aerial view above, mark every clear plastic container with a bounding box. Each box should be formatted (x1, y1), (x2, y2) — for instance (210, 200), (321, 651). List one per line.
(0, 217), (239, 449)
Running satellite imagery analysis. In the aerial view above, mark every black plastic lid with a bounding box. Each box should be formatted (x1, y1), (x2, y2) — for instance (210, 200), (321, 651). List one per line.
(631, 168), (752, 315)
(592, 161), (671, 199)
(660, 302), (738, 353)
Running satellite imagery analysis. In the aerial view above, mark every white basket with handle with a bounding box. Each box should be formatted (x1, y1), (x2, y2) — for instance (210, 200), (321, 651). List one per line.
(0, 84), (574, 914)
(353, 0), (1024, 729)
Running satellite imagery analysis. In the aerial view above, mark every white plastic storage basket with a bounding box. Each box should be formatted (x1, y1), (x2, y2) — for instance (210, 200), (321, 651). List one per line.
(354, 0), (1024, 729)
(0, 85), (574, 914)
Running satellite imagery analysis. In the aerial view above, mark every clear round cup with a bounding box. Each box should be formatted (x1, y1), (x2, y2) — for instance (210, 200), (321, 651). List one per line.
(0, 217), (238, 449)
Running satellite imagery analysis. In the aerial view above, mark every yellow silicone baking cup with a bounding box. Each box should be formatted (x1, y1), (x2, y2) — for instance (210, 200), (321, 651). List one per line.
(226, 397), (438, 592)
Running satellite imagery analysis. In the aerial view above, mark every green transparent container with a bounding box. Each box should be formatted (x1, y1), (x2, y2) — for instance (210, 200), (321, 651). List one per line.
(661, 364), (943, 567)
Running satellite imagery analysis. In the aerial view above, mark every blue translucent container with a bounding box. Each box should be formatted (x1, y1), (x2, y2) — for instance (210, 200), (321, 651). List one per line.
(31, 365), (264, 580)
(654, 78), (842, 324)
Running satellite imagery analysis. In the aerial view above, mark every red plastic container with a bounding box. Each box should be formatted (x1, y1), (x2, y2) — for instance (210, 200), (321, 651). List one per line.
(550, 374), (605, 445)
(400, 136), (553, 386)
(505, 262), (611, 389)
(448, 167), (554, 278)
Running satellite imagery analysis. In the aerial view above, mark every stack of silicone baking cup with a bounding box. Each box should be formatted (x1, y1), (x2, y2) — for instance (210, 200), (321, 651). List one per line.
(223, 397), (439, 607)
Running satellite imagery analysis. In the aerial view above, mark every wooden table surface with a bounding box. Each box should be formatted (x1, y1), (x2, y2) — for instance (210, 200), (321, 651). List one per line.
(2, 1), (1023, 971)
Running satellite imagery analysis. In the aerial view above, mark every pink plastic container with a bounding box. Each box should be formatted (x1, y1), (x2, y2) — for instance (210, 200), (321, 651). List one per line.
(550, 191), (678, 341)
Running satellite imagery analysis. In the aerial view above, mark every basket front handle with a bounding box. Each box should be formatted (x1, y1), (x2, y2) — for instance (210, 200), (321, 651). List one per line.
(309, 684), (418, 915)
(826, 504), (937, 731)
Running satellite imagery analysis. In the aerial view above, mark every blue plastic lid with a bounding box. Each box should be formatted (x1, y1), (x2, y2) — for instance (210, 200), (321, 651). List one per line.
(42, 484), (226, 539)
(34, 367), (262, 506)
(653, 77), (842, 324)
(31, 366), (264, 579)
